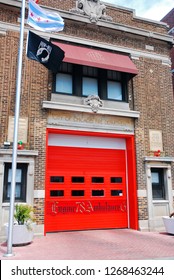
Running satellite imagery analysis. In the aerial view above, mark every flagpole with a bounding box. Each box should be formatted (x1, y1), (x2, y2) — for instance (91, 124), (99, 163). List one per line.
(4, 0), (26, 257)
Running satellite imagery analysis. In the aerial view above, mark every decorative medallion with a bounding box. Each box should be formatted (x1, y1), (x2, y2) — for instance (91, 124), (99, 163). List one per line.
(84, 95), (103, 113)
(71, 0), (112, 23)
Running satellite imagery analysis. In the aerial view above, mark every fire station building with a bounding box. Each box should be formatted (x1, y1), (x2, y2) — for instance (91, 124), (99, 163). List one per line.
(0, 0), (174, 239)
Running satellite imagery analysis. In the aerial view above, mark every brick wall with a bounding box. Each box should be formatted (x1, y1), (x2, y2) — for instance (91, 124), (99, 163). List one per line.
(34, 198), (45, 224)
(41, 0), (75, 11)
(134, 57), (174, 189)
(138, 197), (148, 220)
(64, 21), (170, 57)
(0, 4), (20, 24)
(0, 31), (18, 143)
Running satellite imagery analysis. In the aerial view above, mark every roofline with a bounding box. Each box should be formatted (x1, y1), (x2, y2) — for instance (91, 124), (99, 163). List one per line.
(0, 0), (173, 44)
(102, 1), (169, 27)
(0, 0), (169, 28)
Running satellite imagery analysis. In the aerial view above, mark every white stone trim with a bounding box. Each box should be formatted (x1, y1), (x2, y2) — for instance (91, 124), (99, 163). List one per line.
(138, 220), (149, 231)
(130, 54), (140, 60)
(137, 190), (147, 197)
(145, 162), (174, 231)
(145, 45), (155, 51)
(0, 0), (21, 7)
(162, 60), (172, 66)
(0, 149), (38, 156)
(34, 224), (44, 236)
(34, 190), (45, 199)
(0, 28), (6, 36)
(144, 157), (174, 163)
(47, 124), (134, 135)
(47, 118), (134, 135)
(42, 100), (140, 119)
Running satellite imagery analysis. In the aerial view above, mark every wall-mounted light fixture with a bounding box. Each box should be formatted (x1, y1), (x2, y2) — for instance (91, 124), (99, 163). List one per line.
(3, 141), (11, 149)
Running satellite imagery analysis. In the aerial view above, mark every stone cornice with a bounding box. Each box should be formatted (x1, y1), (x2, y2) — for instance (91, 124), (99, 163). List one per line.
(0, 0), (21, 8)
(0, 0), (173, 44)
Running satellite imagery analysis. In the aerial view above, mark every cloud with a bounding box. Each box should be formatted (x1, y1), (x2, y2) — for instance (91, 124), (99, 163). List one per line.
(104, 0), (174, 20)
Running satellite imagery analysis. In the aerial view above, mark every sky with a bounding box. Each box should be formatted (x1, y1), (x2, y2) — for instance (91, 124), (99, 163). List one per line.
(104, 0), (174, 21)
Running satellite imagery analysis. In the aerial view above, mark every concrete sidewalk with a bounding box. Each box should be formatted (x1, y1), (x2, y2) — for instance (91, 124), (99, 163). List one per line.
(1, 229), (174, 260)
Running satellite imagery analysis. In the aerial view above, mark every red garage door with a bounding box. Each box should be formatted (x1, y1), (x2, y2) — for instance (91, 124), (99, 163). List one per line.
(45, 133), (128, 233)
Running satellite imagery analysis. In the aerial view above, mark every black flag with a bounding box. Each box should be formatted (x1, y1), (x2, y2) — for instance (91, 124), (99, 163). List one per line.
(27, 31), (65, 73)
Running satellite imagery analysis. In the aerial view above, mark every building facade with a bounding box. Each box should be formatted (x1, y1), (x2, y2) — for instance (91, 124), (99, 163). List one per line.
(0, 0), (174, 239)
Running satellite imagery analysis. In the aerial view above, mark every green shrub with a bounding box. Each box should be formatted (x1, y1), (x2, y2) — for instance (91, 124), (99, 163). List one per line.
(14, 204), (35, 225)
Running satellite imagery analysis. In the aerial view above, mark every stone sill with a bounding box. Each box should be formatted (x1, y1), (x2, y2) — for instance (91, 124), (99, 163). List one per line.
(0, 149), (38, 157)
(42, 100), (140, 119)
(144, 156), (174, 162)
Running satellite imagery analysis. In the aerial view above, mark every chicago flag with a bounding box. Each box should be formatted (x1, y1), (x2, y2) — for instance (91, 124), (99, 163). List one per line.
(27, 0), (64, 32)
